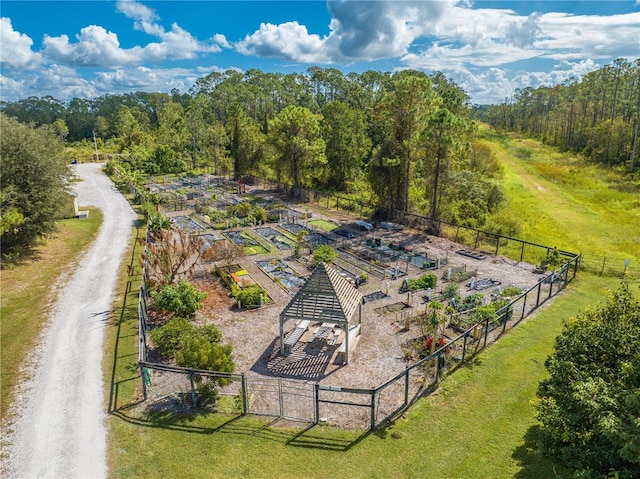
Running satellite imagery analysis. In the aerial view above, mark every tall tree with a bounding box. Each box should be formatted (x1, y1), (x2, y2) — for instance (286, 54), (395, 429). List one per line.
(536, 283), (640, 478)
(268, 106), (325, 198)
(321, 101), (371, 190)
(0, 114), (72, 251)
(368, 72), (439, 212)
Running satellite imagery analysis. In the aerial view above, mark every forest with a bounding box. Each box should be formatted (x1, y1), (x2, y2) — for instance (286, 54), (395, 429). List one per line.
(481, 58), (640, 168)
(1, 60), (638, 245)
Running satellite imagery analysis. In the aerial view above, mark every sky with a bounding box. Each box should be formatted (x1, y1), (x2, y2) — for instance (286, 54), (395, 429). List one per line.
(1, 0), (639, 105)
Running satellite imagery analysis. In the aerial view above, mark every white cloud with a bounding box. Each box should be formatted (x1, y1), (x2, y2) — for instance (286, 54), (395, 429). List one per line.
(536, 12), (640, 60)
(235, 0), (452, 63)
(0, 18), (42, 69)
(236, 22), (329, 62)
(40, 1), (227, 68)
(450, 59), (600, 105)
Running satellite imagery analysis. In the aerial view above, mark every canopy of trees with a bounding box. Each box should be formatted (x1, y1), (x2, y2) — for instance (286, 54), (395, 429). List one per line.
(535, 282), (640, 478)
(0, 113), (72, 252)
(1, 67), (509, 231)
(483, 58), (640, 170)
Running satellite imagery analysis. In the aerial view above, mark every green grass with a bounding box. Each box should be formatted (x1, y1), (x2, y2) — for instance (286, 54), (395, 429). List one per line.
(479, 124), (640, 263)
(308, 219), (339, 232)
(106, 271), (621, 478)
(1, 208), (102, 420)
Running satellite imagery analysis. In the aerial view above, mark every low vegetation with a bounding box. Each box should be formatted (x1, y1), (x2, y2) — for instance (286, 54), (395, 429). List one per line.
(1, 208), (101, 420)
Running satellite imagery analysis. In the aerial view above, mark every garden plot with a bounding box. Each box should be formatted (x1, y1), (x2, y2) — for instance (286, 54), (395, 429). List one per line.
(255, 227), (294, 250)
(223, 230), (269, 255)
(256, 259), (306, 294)
(170, 215), (205, 233)
(279, 223), (331, 246)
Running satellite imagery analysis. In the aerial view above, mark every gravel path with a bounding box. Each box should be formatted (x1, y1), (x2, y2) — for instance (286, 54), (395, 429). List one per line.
(2, 164), (135, 479)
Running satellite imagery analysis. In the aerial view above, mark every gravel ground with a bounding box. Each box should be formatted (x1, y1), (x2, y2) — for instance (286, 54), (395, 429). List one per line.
(1, 164), (136, 479)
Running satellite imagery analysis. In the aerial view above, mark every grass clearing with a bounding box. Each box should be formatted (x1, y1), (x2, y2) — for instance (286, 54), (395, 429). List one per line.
(308, 219), (339, 232)
(1, 208), (102, 420)
(479, 125), (640, 263)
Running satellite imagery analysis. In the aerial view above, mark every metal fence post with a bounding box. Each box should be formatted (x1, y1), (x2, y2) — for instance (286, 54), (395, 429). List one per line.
(370, 390), (376, 430)
(241, 373), (248, 415)
(189, 372), (197, 406)
(314, 383), (320, 425)
(404, 369), (409, 406)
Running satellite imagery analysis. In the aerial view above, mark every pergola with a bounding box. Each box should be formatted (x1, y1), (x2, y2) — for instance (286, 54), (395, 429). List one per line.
(279, 262), (363, 364)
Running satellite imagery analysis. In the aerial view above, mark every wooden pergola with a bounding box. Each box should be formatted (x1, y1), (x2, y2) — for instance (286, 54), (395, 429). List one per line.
(279, 262), (363, 364)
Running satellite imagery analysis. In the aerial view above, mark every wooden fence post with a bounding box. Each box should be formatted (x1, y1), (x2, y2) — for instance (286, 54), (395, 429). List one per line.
(370, 390), (376, 430)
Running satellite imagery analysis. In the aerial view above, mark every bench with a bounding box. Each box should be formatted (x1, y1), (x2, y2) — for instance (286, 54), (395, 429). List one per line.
(283, 320), (311, 353)
(337, 324), (361, 363)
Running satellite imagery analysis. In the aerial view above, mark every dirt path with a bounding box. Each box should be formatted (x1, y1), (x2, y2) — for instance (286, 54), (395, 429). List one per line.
(2, 164), (136, 479)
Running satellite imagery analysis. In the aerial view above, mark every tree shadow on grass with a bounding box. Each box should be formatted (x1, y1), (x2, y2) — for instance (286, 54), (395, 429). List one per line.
(513, 425), (571, 479)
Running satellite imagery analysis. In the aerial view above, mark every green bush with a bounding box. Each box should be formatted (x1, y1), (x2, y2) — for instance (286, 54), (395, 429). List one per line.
(313, 244), (338, 265)
(500, 286), (523, 297)
(152, 280), (207, 318)
(406, 273), (437, 291)
(235, 286), (267, 307)
(149, 317), (194, 358)
(443, 282), (459, 299)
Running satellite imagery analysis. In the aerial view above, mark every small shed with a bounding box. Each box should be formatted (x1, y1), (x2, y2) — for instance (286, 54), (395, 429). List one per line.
(279, 262), (363, 364)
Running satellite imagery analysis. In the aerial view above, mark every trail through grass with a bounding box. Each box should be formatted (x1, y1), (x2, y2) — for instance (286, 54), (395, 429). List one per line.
(479, 125), (640, 264)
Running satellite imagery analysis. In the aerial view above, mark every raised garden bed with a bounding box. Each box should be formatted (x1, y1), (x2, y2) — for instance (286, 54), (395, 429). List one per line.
(254, 227), (294, 250)
(256, 259), (306, 293)
(170, 215), (205, 232)
(456, 249), (487, 260)
(363, 291), (388, 303)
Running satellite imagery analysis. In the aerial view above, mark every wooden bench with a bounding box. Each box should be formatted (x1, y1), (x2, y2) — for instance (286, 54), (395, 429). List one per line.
(283, 320), (311, 353)
(337, 324), (361, 363)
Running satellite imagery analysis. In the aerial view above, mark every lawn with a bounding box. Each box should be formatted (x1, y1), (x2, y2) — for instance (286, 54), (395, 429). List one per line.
(1, 209), (102, 420)
(308, 219), (339, 232)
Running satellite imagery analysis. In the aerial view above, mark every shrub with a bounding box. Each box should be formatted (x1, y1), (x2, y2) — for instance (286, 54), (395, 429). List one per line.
(406, 273), (437, 291)
(152, 280), (207, 318)
(500, 285), (523, 297)
(235, 286), (267, 307)
(312, 244), (338, 265)
(443, 282), (459, 299)
(149, 317), (194, 358)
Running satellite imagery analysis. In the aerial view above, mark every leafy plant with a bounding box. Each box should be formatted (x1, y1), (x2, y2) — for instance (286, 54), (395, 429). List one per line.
(312, 244), (338, 265)
(152, 280), (207, 318)
(535, 283), (640, 478)
(405, 273), (438, 291)
(235, 285), (266, 307)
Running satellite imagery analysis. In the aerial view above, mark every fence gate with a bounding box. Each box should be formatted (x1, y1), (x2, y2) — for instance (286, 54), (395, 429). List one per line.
(245, 375), (316, 423)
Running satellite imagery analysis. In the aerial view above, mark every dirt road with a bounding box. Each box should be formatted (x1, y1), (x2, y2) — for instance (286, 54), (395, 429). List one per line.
(2, 164), (135, 478)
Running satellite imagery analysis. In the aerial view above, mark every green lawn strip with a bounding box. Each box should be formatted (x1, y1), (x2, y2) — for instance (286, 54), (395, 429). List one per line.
(479, 126), (640, 262)
(106, 272), (620, 478)
(243, 229), (273, 254)
(1, 208), (102, 421)
(308, 219), (339, 232)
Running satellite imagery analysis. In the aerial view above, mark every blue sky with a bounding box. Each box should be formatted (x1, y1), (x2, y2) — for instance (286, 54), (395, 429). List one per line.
(1, 1), (639, 104)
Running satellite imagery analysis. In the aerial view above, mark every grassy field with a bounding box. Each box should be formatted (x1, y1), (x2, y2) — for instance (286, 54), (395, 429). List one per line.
(478, 124), (640, 266)
(0, 209), (102, 420)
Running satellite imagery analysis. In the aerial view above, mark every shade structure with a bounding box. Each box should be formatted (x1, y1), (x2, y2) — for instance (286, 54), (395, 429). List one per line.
(279, 262), (363, 363)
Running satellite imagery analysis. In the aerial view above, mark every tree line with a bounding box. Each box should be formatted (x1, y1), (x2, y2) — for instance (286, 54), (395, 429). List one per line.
(481, 58), (640, 170)
(1, 67), (506, 237)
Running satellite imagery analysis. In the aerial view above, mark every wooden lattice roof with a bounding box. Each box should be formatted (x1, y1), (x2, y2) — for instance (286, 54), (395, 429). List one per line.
(280, 262), (363, 324)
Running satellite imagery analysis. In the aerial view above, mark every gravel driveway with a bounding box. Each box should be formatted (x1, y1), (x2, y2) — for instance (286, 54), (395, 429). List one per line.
(2, 163), (135, 479)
